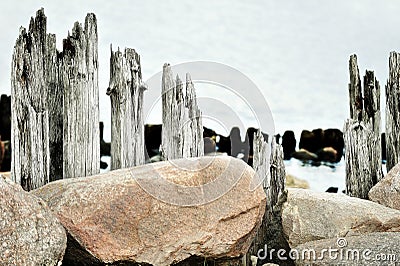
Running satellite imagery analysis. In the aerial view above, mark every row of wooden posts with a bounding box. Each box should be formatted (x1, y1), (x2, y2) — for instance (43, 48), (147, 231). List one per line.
(9, 9), (400, 266)
(11, 9), (400, 203)
(12, 10), (100, 191)
(10, 8), (284, 208)
(10, 10), (286, 265)
(344, 54), (400, 199)
(11, 10), (208, 191)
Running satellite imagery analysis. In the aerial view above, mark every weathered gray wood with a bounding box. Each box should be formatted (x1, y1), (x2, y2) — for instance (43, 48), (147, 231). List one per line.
(252, 130), (286, 209)
(107, 47), (146, 169)
(59, 13), (100, 178)
(252, 130), (271, 193)
(364, 71), (381, 145)
(160, 64), (180, 160)
(386, 51), (400, 172)
(344, 55), (382, 199)
(12, 10), (100, 189)
(160, 64), (204, 160)
(348, 54), (363, 121)
(182, 73), (203, 157)
(364, 70), (382, 185)
(11, 9), (62, 191)
(268, 139), (286, 208)
(247, 130), (287, 265)
(344, 121), (379, 198)
(47, 34), (64, 185)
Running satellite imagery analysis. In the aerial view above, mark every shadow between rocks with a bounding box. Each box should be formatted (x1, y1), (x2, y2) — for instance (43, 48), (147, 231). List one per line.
(62, 232), (152, 266)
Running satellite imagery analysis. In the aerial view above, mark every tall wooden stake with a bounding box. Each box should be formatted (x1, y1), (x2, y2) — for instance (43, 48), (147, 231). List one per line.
(12, 10), (101, 190)
(344, 55), (382, 199)
(160, 64), (203, 160)
(386, 52), (400, 172)
(107, 47), (146, 169)
(60, 13), (100, 178)
(247, 130), (287, 265)
(11, 9), (61, 190)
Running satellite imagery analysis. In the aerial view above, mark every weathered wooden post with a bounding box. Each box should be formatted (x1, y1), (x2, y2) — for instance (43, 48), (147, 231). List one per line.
(12, 9), (101, 190)
(107, 47), (146, 169)
(386, 51), (400, 172)
(252, 129), (285, 209)
(252, 130), (271, 192)
(160, 64), (204, 160)
(59, 13), (100, 178)
(344, 54), (382, 199)
(247, 129), (287, 265)
(182, 73), (203, 157)
(11, 9), (62, 190)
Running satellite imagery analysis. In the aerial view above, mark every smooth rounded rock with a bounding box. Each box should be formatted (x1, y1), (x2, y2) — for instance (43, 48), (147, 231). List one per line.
(282, 188), (400, 248)
(0, 176), (66, 265)
(33, 156), (266, 265)
(369, 162), (400, 210)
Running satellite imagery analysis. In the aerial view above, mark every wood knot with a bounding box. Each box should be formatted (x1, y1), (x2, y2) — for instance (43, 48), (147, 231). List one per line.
(139, 83), (147, 91)
(106, 87), (114, 96)
(351, 121), (367, 131)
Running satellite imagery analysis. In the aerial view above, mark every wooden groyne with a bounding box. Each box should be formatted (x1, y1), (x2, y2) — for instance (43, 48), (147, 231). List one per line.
(344, 55), (382, 199)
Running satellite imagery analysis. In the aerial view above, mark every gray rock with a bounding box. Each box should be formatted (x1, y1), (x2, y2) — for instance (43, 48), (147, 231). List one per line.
(294, 232), (400, 265)
(0, 176), (66, 265)
(282, 188), (400, 248)
(33, 156), (266, 265)
(369, 162), (400, 210)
